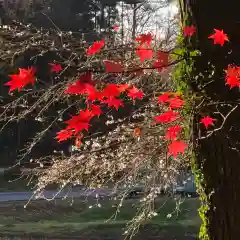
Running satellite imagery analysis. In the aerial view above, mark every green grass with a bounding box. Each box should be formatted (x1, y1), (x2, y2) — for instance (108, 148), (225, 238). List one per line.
(0, 197), (200, 239)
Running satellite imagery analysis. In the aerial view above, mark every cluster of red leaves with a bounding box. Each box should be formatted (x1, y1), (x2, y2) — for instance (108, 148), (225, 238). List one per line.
(57, 72), (144, 145)
(184, 26), (229, 47)
(5, 25), (230, 157)
(5, 67), (36, 92)
(154, 92), (187, 158)
(184, 26), (228, 129)
(135, 33), (170, 70)
(85, 32), (170, 74)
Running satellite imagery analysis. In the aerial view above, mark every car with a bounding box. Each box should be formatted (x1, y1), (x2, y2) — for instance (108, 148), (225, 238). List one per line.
(173, 173), (197, 197)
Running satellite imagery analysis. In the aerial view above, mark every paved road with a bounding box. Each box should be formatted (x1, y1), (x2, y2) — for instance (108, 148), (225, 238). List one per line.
(0, 188), (113, 202)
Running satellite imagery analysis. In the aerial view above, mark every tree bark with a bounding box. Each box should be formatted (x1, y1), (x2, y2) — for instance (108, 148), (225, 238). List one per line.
(182, 0), (240, 239)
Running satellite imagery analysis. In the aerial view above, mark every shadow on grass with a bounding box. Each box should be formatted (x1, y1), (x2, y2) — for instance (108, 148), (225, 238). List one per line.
(0, 197), (200, 239)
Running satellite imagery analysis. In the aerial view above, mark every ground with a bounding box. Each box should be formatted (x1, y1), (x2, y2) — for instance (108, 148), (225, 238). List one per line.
(0, 197), (200, 239)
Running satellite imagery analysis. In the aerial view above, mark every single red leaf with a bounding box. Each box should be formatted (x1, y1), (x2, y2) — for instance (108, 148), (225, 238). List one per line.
(49, 63), (62, 73)
(225, 75), (240, 88)
(208, 29), (229, 46)
(136, 33), (153, 46)
(169, 97), (184, 109)
(5, 67), (36, 93)
(165, 125), (182, 140)
(103, 60), (124, 73)
(168, 140), (188, 158)
(183, 25), (196, 37)
(136, 46), (154, 63)
(87, 40), (105, 55)
(56, 129), (73, 142)
(200, 116), (215, 128)
(157, 93), (169, 103)
(127, 87), (144, 100)
(65, 110), (92, 133)
(154, 110), (180, 123)
(224, 65), (240, 88)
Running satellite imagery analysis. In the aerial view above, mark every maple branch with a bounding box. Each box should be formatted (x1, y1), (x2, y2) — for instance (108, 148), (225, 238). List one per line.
(198, 105), (239, 140)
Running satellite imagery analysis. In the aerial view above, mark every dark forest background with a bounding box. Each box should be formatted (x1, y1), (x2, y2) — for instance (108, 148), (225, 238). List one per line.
(0, 0), (139, 167)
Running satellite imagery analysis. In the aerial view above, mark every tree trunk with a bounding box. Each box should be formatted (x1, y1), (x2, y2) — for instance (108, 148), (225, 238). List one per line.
(182, 0), (240, 239)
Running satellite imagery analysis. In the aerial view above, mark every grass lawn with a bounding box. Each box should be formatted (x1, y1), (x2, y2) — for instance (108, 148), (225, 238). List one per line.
(0, 197), (200, 239)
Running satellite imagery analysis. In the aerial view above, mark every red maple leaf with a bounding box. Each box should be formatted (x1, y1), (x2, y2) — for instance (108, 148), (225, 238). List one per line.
(49, 63), (62, 73)
(154, 110), (180, 123)
(89, 104), (102, 117)
(102, 84), (121, 98)
(225, 75), (240, 88)
(208, 29), (229, 46)
(183, 25), (196, 37)
(5, 67), (36, 92)
(225, 65), (240, 77)
(153, 51), (169, 72)
(118, 84), (130, 93)
(169, 97), (184, 109)
(157, 93), (169, 103)
(65, 110), (92, 133)
(165, 125), (182, 140)
(104, 97), (123, 110)
(136, 46), (154, 63)
(103, 60), (124, 73)
(168, 140), (188, 158)
(56, 129), (73, 142)
(136, 33), (153, 46)
(224, 65), (240, 88)
(87, 40), (105, 55)
(200, 116), (215, 128)
(127, 87), (144, 100)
